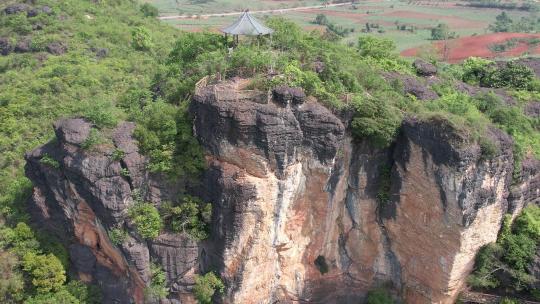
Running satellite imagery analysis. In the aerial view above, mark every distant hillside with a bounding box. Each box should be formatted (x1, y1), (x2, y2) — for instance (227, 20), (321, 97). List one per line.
(0, 0), (180, 302)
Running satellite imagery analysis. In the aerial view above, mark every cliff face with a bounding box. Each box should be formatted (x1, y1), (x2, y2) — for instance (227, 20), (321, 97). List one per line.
(25, 79), (540, 303)
(25, 119), (199, 304)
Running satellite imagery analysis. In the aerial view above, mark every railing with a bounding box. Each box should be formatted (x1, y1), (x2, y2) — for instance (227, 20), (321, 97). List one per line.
(194, 73), (269, 104)
(195, 73), (223, 94)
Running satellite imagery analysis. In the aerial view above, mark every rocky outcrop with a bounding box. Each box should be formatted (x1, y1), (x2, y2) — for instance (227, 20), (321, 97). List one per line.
(25, 78), (537, 303)
(413, 59), (437, 77)
(25, 118), (199, 304)
(0, 37), (12, 56)
(190, 79), (520, 303)
(384, 72), (439, 100)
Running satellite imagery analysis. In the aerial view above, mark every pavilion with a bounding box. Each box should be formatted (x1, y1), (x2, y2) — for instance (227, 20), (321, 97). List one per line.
(221, 10), (274, 44)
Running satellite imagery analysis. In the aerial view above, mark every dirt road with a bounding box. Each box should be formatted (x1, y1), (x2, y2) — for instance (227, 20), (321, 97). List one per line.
(158, 2), (353, 20)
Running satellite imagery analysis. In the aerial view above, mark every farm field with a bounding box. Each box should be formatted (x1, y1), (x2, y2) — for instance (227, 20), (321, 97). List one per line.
(401, 32), (540, 62)
(149, 0), (536, 60)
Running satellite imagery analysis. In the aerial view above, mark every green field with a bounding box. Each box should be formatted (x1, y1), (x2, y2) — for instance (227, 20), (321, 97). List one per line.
(150, 0), (534, 52)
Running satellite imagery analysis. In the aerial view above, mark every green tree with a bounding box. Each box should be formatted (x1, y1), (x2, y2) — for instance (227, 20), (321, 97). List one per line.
(161, 196), (212, 240)
(485, 61), (535, 90)
(128, 202), (163, 239)
(431, 23), (456, 40)
(193, 272), (224, 304)
(24, 288), (80, 304)
(64, 281), (102, 304)
(358, 36), (396, 60)
(490, 11), (514, 32)
(140, 3), (159, 17)
(462, 57), (496, 85)
(132, 26), (153, 51)
(22, 252), (66, 293)
(351, 95), (402, 148)
(144, 263), (168, 301)
(313, 14), (329, 26)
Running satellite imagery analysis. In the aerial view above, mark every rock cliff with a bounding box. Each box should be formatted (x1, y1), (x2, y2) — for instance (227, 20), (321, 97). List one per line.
(25, 79), (540, 303)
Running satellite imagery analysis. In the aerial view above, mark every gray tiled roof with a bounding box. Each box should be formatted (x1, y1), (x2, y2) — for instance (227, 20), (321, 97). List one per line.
(221, 11), (274, 35)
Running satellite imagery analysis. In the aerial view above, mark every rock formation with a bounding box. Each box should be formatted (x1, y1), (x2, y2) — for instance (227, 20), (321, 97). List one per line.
(25, 79), (540, 303)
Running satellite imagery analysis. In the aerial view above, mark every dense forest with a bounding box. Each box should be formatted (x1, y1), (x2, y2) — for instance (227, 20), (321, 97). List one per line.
(1, 0), (540, 303)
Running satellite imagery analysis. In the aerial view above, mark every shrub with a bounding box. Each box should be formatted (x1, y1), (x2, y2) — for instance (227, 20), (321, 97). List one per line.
(193, 272), (224, 304)
(0, 222), (40, 255)
(468, 243), (504, 289)
(358, 36), (396, 60)
(133, 101), (177, 172)
(132, 100), (205, 177)
(82, 100), (119, 129)
(64, 281), (102, 304)
(132, 26), (153, 51)
(513, 205), (540, 240)
(160, 196), (211, 240)
(500, 298), (519, 304)
(462, 57), (495, 85)
(24, 288), (79, 304)
(376, 164), (392, 205)
(22, 252), (66, 293)
(39, 154), (60, 169)
(145, 263), (168, 300)
(468, 206), (540, 293)
(140, 3), (159, 17)
(108, 228), (128, 245)
(128, 203), (162, 239)
(81, 129), (104, 150)
(366, 288), (394, 304)
(313, 14), (329, 26)
(111, 149), (125, 161)
(351, 95), (402, 148)
(230, 46), (272, 76)
(431, 23), (456, 40)
(486, 61), (535, 90)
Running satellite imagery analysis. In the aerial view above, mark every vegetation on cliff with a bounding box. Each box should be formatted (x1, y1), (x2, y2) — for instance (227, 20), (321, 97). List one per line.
(193, 272), (225, 304)
(0, 0), (190, 302)
(469, 205), (540, 299)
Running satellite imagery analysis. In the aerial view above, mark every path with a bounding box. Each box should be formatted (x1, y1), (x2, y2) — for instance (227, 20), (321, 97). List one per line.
(158, 2), (353, 20)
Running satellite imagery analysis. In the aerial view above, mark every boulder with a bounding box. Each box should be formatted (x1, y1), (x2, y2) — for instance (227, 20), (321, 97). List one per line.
(53, 118), (91, 146)
(385, 72), (439, 100)
(46, 42), (67, 55)
(0, 37), (12, 56)
(525, 102), (540, 118)
(4, 4), (30, 15)
(272, 85), (306, 106)
(15, 39), (32, 53)
(41, 6), (53, 15)
(92, 47), (108, 59)
(27, 8), (40, 17)
(413, 59), (437, 76)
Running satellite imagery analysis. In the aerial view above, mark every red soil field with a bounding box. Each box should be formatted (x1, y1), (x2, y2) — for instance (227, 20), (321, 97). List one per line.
(381, 10), (486, 29)
(401, 32), (540, 63)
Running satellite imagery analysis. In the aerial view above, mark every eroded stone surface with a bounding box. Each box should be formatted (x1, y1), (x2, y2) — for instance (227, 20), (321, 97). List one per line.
(25, 78), (538, 303)
(25, 119), (198, 304)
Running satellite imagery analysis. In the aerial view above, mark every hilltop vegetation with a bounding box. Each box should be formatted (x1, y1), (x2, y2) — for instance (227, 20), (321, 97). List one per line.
(0, 0), (183, 302)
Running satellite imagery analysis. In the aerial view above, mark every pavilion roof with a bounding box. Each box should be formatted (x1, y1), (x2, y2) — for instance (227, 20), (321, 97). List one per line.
(221, 11), (274, 36)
